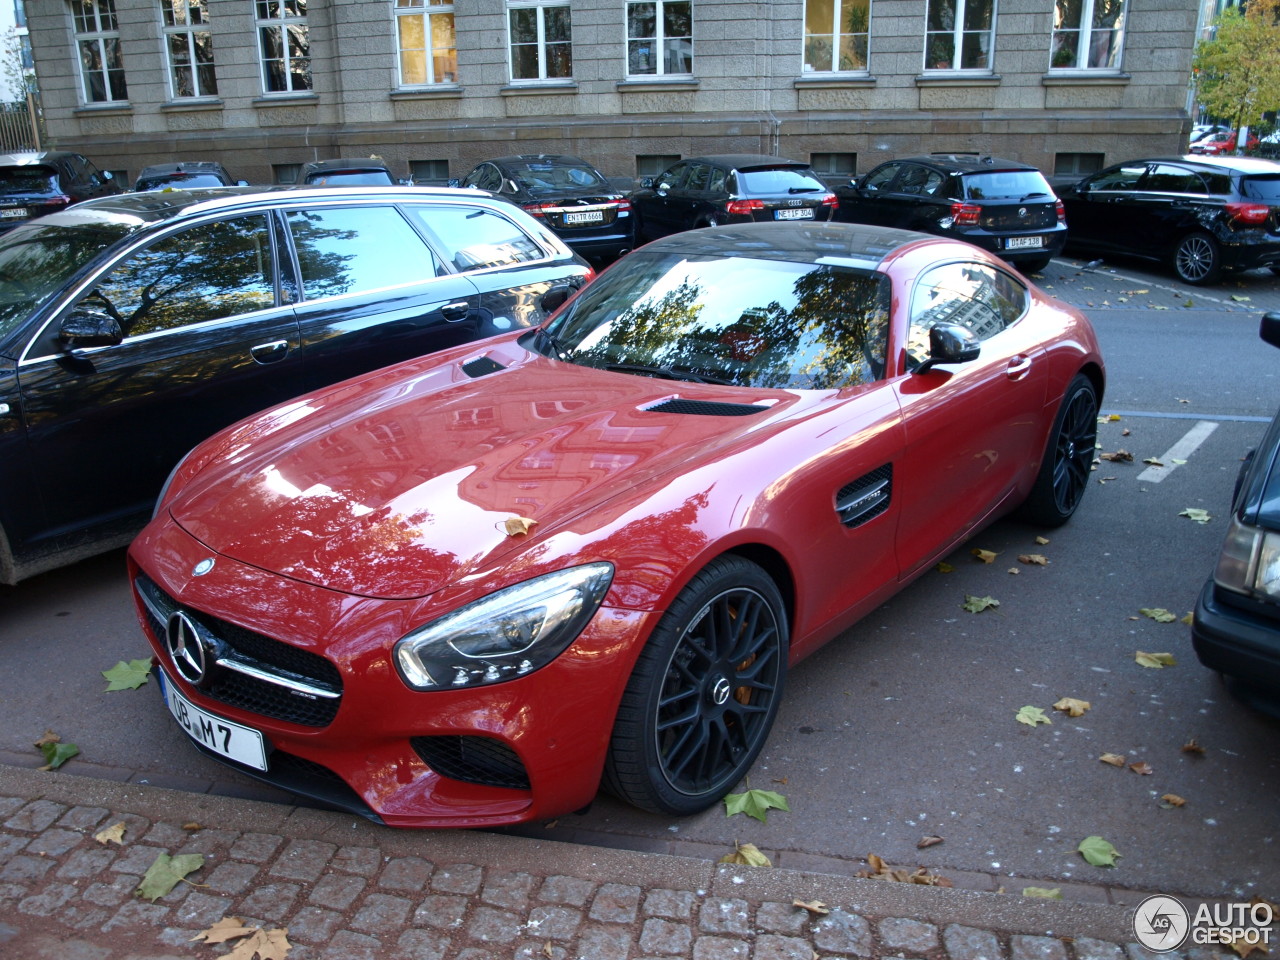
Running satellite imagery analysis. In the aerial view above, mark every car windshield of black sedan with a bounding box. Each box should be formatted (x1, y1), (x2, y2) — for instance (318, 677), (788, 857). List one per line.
(963, 170), (1053, 200)
(0, 222), (133, 338)
(543, 252), (890, 390)
(510, 159), (608, 195)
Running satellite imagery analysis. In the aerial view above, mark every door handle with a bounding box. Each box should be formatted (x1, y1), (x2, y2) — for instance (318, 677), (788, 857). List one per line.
(1006, 355), (1032, 381)
(441, 301), (471, 322)
(250, 340), (289, 364)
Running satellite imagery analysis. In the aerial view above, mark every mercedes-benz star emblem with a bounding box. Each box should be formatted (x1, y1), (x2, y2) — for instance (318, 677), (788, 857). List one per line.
(711, 677), (733, 706)
(193, 557), (215, 576)
(166, 611), (209, 686)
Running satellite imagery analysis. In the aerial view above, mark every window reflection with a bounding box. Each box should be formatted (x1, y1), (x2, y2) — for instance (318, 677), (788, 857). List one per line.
(287, 205), (442, 300)
(906, 262), (1027, 366)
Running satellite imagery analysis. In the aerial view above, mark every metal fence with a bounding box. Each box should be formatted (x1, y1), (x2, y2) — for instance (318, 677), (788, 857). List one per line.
(0, 97), (40, 152)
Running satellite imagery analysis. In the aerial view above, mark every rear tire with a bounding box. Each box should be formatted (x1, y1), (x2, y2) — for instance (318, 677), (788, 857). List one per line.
(1017, 374), (1098, 527)
(1173, 232), (1222, 285)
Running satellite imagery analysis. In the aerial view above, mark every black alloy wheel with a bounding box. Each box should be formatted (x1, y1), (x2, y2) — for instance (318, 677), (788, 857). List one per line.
(1017, 373), (1099, 527)
(1173, 232), (1222, 285)
(604, 556), (787, 816)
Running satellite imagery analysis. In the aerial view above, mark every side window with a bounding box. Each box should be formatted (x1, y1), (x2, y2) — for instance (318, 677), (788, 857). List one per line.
(403, 204), (545, 271)
(1142, 165), (1206, 196)
(286, 205), (443, 300)
(686, 162), (711, 192)
(896, 164), (932, 195)
(707, 167), (727, 193)
(907, 262), (1028, 366)
(84, 215), (276, 338)
(463, 164), (501, 191)
(658, 162), (691, 189)
(1088, 164), (1147, 192)
(863, 164), (900, 192)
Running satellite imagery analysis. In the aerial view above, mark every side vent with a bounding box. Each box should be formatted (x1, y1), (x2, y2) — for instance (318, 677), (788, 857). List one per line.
(835, 464), (892, 528)
(461, 356), (505, 378)
(642, 398), (770, 417)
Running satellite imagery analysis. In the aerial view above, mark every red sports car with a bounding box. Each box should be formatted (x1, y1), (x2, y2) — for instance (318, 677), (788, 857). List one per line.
(129, 222), (1104, 828)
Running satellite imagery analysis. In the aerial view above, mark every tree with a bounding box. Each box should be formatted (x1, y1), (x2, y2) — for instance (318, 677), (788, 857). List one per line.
(1192, 0), (1280, 143)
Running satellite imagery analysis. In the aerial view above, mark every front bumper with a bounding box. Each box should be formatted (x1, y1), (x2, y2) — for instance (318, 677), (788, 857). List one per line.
(1192, 577), (1280, 698)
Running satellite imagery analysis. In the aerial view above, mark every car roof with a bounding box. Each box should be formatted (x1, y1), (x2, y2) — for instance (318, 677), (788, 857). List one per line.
(638, 220), (932, 269)
(1107, 155), (1280, 175)
(685, 154), (812, 170)
(302, 158), (392, 172)
(490, 154), (593, 166)
(890, 154), (1041, 174)
(0, 150), (82, 167)
(137, 161), (228, 177)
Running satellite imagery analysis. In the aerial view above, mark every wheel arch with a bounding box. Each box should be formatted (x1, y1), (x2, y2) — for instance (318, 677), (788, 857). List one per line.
(721, 542), (797, 639)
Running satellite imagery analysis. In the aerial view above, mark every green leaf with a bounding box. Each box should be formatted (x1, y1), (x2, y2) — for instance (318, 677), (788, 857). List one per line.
(1135, 651), (1177, 668)
(1015, 706), (1052, 727)
(1179, 508), (1211, 524)
(39, 741), (79, 769)
(136, 852), (204, 902)
(102, 659), (153, 691)
(1077, 835), (1120, 867)
(1138, 608), (1177, 623)
(1023, 886), (1063, 899)
(718, 841), (772, 867)
(724, 788), (790, 823)
(962, 595), (1000, 613)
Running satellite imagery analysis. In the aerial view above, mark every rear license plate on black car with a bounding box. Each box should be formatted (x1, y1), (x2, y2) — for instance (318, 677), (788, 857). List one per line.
(563, 210), (604, 225)
(1006, 236), (1042, 250)
(0, 208), (26, 219)
(775, 208), (815, 221)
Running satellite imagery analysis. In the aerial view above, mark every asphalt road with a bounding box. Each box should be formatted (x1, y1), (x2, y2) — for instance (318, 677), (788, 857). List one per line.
(2, 251), (1278, 906)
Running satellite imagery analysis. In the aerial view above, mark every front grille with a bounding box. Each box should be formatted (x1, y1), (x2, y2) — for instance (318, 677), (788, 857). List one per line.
(136, 573), (342, 727)
(412, 735), (531, 790)
(462, 356), (505, 378)
(642, 398), (770, 417)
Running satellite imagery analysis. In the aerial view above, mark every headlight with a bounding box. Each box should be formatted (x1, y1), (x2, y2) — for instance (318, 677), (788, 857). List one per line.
(394, 563), (614, 690)
(1213, 517), (1280, 603)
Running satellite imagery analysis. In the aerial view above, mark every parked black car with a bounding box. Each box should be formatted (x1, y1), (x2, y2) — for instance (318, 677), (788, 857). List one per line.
(1056, 155), (1280, 285)
(134, 161), (246, 192)
(0, 150), (121, 230)
(834, 154), (1066, 273)
(460, 154), (633, 262)
(300, 158), (399, 187)
(631, 155), (837, 241)
(0, 186), (592, 584)
(1193, 312), (1280, 716)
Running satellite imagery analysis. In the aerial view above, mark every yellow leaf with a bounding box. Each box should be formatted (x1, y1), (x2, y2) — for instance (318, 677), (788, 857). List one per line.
(1099, 450), (1133, 462)
(191, 917), (256, 944)
(1182, 738), (1206, 755)
(504, 516), (538, 536)
(971, 548), (998, 563)
(1135, 651), (1176, 668)
(1007, 567), (1021, 575)
(1034, 536), (1050, 544)
(1018, 554), (1049, 565)
(1053, 697), (1091, 717)
(936, 561), (954, 574)
(221, 928), (292, 960)
(1099, 753), (1126, 767)
(917, 835), (944, 849)
(792, 899), (830, 915)
(718, 841), (771, 867)
(1129, 761), (1154, 776)
(1160, 794), (1186, 807)
(94, 822), (126, 846)
(32, 729), (61, 748)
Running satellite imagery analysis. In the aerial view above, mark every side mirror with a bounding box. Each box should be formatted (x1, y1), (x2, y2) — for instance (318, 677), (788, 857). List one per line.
(914, 322), (980, 374)
(59, 307), (123, 348)
(102, 170), (114, 181)
(540, 284), (575, 314)
(640, 177), (655, 189)
(446, 178), (461, 188)
(236, 179), (250, 187)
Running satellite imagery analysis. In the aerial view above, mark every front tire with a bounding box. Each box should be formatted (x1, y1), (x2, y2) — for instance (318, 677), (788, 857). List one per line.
(1017, 374), (1099, 527)
(1173, 232), (1222, 285)
(604, 556), (787, 816)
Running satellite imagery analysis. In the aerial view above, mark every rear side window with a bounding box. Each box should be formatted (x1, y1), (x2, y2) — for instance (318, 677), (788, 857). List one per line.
(897, 165), (945, 196)
(1142, 165), (1206, 196)
(404, 204), (545, 271)
(907, 261), (1028, 365)
(287, 205), (444, 300)
(1241, 175), (1280, 203)
(738, 167), (825, 194)
(962, 170), (1053, 200)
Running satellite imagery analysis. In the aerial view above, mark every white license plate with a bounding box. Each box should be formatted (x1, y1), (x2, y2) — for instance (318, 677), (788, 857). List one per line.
(0, 208), (27, 219)
(563, 210), (604, 225)
(1006, 236), (1043, 250)
(774, 208), (815, 221)
(158, 668), (268, 770)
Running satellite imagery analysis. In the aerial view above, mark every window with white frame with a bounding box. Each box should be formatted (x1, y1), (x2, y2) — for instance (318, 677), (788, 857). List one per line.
(396, 0), (457, 86)
(924, 0), (994, 71)
(626, 1), (692, 78)
(160, 1), (217, 98)
(71, 0), (127, 103)
(508, 1), (571, 82)
(256, 0), (310, 94)
(1050, 0), (1125, 70)
(803, 0), (870, 73)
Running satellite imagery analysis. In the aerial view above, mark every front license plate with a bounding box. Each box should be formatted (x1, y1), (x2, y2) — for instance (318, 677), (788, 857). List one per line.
(158, 668), (268, 770)
(774, 208), (815, 221)
(1005, 236), (1043, 250)
(0, 208), (27, 219)
(563, 210), (604, 225)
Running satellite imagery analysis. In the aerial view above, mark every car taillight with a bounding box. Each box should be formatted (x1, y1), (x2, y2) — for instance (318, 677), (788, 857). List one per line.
(725, 199), (765, 215)
(821, 193), (838, 209)
(1225, 202), (1270, 225)
(37, 195), (71, 208)
(1055, 199), (1066, 224)
(522, 202), (556, 218)
(950, 202), (981, 226)
(614, 198), (632, 213)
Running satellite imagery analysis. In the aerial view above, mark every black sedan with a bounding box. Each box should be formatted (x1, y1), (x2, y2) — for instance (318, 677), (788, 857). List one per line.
(1057, 156), (1280, 285)
(0, 186), (591, 585)
(134, 161), (245, 191)
(460, 154), (633, 263)
(1193, 312), (1280, 715)
(631, 155), (837, 241)
(835, 154), (1066, 274)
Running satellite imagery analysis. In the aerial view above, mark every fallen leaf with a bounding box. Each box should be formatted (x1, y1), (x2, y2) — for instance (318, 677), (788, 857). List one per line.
(1077, 835), (1120, 867)
(724, 788), (789, 823)
(1099, 753), (1126, 767)
(917, 835), (944, 849)
(191, 917), (256, 944)
(1018, 554), (1049, 565)
(962, 595), (1000, 613)
(1016, 705), (1052, 727)
(719, 841), (771, 867)
(221, 927), (292, 960)
(1143, 458), (1164, 467)
(136, 852), (204, 902)
(1231, 295), (1251, 302)
(1135, 651), (1176, 668)
(1007, 567), (1021, 575)
(1023, 887), (1063, 899)
(857, 853), (952, 887)
(182, 822), (203, 832)
(1053, 697), (1091, 717)
(504, 516), (538, 536)
(1160, 794), (1186, 808)
(94, 822), (126, 845)
(971, 548), (998, 563)
(1099, 450), (1133, 462)
(1129, 761), (1154, 775)
(32, 729), (60, 748)
(1182, 738), (1206, 755)
(1224, 933), (1267, 959)
(792, 899), (830, 915)
(1102, 415), (1121, 423)
(1180, 508), (1211, 524)
(102, 658), (153, 691)
(1139, 607), (1178, 623)
(1035, 536), (1050, 544)
(936, 561), (954, 574)
(38, 740), (79, 770)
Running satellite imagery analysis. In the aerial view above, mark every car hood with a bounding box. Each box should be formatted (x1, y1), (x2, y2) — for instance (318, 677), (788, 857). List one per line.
(169, 346), (793, 600)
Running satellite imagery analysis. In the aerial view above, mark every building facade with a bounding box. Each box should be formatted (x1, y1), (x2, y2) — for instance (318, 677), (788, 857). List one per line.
(26, 0), (1198, 186)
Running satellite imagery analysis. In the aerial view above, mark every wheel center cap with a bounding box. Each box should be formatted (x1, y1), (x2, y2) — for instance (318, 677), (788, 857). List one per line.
(710, 676), (732, 706)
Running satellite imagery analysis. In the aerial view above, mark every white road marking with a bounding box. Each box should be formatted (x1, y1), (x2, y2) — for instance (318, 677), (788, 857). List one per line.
(1135, 420), (1219, 483)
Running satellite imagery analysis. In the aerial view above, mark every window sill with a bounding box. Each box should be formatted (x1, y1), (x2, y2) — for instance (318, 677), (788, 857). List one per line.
(73, 103), (132, 116)
(794, 74), (875, 88)
(501, 81), (578, 95)
(914, 73), (1000, 87)
(391, 86), (463, 100)
(252, 93), (319, 107)
(616, 78), (698, 92)
(160, 99), (224, 112)
(1041, 71), (1130, 86)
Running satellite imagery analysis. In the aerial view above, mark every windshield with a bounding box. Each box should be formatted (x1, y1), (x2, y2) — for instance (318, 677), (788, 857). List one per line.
(136, 173), (227, 190)
(0, 221), (134, 340)
(0, 166), (58, 196)
(510, 159), (608, 196)
(1242, 175), (1280, 203)
(738, 168), (825, 194)
(305, 170), (395, 186)
(963, 170), (1054, 200)
(543, 250), (890, 391)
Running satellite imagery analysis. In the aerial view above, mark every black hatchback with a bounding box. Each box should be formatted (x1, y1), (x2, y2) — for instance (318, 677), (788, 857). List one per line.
(460, 154), (633, 263)
(0, 186), (591, 584)
(1056, 155), (1280, 285)
(631, 155), (838, 241)
(0, 150), (121, 230)
(835, 154), (1066, 273)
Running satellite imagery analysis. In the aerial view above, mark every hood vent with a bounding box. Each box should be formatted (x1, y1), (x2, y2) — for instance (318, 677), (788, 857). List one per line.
(642, 398), (770, 417)
(462, 356), (506, 378)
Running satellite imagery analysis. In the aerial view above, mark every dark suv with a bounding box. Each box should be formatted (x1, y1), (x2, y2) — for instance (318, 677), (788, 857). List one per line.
(1057, 155), (1280, 285)
(835, 154), (1066, 273)
(300, 158), (399, 186)
(631, 155), (838, 241)
(134, 161), (245, 191)
(0, 150), (121, 230)
(0, 186), (591, 584)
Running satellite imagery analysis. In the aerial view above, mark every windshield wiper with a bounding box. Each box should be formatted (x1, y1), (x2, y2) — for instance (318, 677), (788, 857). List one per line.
(603, 363), (734, 385)
(1020, 191), (1050, 200)
(536, 326), (568, 360)
(788, 186), (822, 194)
